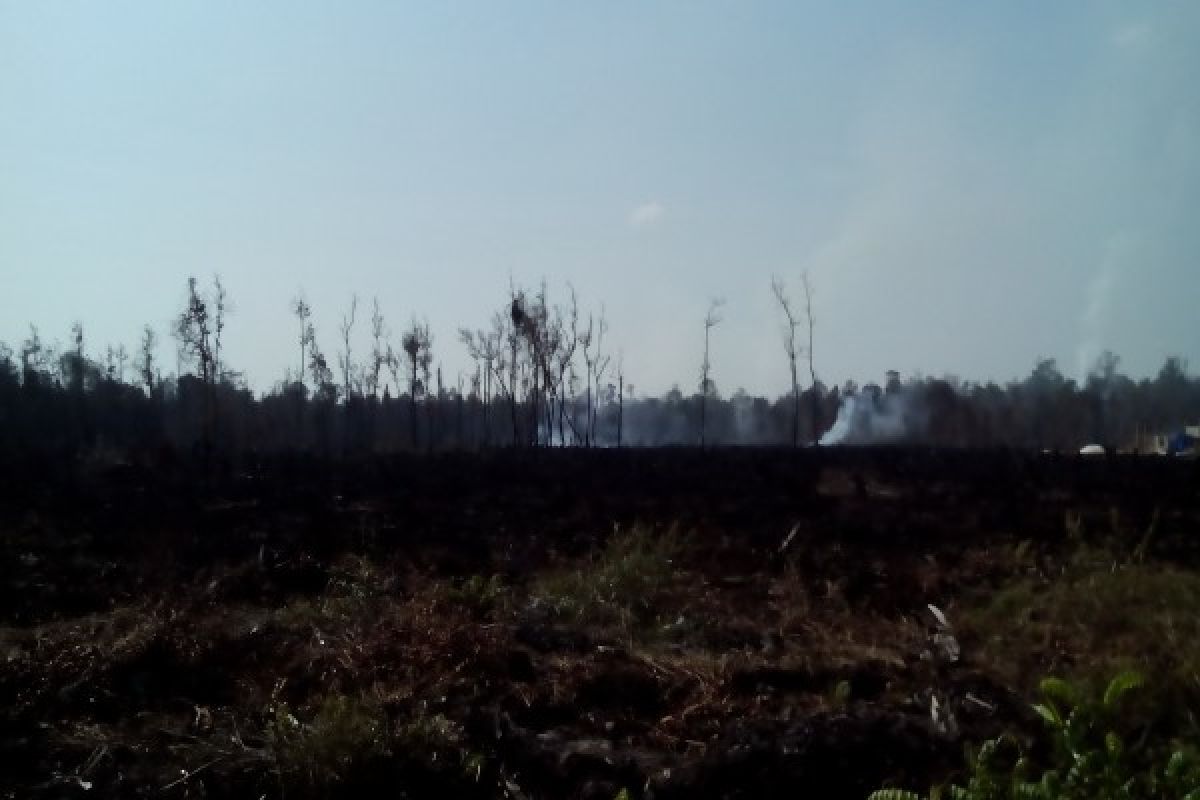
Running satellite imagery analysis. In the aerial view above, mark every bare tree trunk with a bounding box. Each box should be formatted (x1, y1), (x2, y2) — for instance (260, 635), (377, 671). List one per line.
(210, 276), (227, 454)
(530, 367), (540, 446)
(699, 299), (723, 448)
(430, 365), (442, 454)
(509, 329), (519, 447)
(787, 337), (799, 448)
(410, 361), (418, 450)
(589, 312), (609, 446)
(770, 276), (801, 448)
(339, 295), (357, 402)
(617, 358), (624, 448)
(482, 363), (490, 448)
(293, 295), (311, 390)
(509, 390), (519, 447)
(456, 376), (464, 449)
(802, 272), (819, 445)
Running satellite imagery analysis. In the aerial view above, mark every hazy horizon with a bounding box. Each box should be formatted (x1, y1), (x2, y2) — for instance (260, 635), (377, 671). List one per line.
(3, 2), (1198, 395)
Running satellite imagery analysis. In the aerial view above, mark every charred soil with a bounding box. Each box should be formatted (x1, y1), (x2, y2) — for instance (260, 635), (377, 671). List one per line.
(1, 448), (1198, 798)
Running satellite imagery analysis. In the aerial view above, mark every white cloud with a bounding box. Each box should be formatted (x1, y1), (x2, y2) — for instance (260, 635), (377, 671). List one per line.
(1112, 22), (1152, 50)
(629, 201), (665, 229)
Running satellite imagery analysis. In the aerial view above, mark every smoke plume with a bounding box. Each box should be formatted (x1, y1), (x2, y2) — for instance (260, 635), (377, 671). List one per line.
(820, 388), (926, 446)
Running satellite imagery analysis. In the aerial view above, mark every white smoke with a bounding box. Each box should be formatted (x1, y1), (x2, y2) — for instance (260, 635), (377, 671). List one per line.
(1074, 233), (1131, 382)
(820, 389), (925, 446)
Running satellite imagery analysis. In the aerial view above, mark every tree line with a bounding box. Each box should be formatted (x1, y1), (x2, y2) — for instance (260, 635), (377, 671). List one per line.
(0, 275), (1196, 460)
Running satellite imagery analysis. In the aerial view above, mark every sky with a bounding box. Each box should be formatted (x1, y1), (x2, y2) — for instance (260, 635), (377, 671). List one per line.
(2, 2), (1198, 396)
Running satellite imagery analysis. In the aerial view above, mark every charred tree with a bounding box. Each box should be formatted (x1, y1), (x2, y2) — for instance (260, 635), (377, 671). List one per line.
(338, 294), (358, 402)
(699, 298), (724, 448)
(801, 271), (819, 445)
(367, 298), (388, 401)
(139, 325), (157, 397)
(401, 319), (432, 450)
(212, 276), (228, 385)
(292, 294), (313, 390)
(616, 352), (625, 448)
(771, 275), (802, 447)
(173, 276), (227, 457)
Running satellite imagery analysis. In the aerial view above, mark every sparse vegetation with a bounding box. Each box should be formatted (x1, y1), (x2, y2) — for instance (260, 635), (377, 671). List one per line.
(871, 672), (1200, 800)
(530, 525), (683, 630)
(444, 573), (508, 619)
(267, 694), (389, 795)
(960, 555), (1200, 721)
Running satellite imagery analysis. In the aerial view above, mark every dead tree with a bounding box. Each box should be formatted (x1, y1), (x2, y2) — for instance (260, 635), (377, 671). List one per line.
(529, 285), (558, 446)
(513, 282), (568, 447)
(20, 325), (53, 388)
(566, 347), (582, 444)
(616, 351), (625, 448)
(510, 288), (539, 445)
(114, 345), (129, 384)
(401, 319), (433, 449)
(699, 298), (724, 447)
(459, 326), (500, 447)
(588, 310), (610, 445)
(385, 342), (402, 404)
(552, 286), (581, 446)
(455, 372), (465, 447)
(300, 318), (336, 454)
(471, 368), (482, 445)
(505, 289), (524, 446)
(577, 315), (594, 445)
(175, 277), (214, 385)
(469, 365), (483, 447)
(465, 302), (518, 447)
(139, 325), (157, 396)
(212, 276), (228, 384)
(801, 271), (819, 445)
(293, 297), (332, 397)
(174, 277), (221, 452)
(67, 322), (86, 393)
(306, 321), (335, 400)
(292, 294), (313, 389)
(576, 305), (609, 446)
(367, 298), (388, 400)
(338, 294), (358, 402)
(432, 365), (443, 452)
(771, 275), (802, 447)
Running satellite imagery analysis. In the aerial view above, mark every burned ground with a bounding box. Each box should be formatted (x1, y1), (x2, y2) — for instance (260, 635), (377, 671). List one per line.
(1, 449), (1198, 798)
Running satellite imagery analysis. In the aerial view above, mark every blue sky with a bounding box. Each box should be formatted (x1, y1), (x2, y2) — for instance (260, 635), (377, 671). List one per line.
(2, 2), (1197, 394)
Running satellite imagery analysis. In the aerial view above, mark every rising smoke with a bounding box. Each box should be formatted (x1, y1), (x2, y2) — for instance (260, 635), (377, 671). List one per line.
(819, 387), (927, 446)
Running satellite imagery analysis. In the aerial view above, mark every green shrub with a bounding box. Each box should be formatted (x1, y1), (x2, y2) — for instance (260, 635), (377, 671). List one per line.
(531, 525), (681, 628)
(267, 694), (389, 794)
(393, 710), (492, 788)
(869, 671), (1200, 800)
(444, 573), (507, 618)
(267, 697), (490, 795)
(961, 561), (1200, 718)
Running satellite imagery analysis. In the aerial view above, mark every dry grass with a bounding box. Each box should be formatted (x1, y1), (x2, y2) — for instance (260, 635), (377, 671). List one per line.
(9, 507), (1198, 796)
(960, 552), (1200, 725)
(529, 524), (685, 632)
(267, 692), (389, 795)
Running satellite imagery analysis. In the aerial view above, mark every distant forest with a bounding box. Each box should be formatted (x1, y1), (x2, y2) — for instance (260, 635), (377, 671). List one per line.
(1, 276), (1197, 459)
